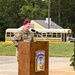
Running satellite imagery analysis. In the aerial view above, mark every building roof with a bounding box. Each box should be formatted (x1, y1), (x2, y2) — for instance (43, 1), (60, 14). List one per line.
(32, 19), (63, 29)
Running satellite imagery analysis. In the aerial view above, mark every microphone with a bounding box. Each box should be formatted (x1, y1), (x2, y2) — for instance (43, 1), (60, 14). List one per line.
(31, 29), (40, 34)
(31, 29), (35, 32)
(31, 29), (46, 41)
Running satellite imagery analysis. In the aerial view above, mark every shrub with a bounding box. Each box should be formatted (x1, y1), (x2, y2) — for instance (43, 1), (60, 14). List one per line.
(70, 53), (75, 70)
(0, 41), (13, 46)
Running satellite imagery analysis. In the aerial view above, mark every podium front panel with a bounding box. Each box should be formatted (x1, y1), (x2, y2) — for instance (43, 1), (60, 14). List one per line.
(18, 41), (49, 75)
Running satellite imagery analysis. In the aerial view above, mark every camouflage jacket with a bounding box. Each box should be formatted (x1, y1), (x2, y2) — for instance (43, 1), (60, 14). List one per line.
(12, 29), (33, 47)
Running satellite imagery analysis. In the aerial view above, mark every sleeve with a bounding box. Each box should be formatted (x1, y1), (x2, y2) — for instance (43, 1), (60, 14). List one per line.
(12, 32), (21, 47)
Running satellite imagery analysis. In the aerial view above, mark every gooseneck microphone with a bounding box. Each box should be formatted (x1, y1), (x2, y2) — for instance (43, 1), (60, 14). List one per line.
(31, 29), (40, 34)
(31, 29), (46, 41)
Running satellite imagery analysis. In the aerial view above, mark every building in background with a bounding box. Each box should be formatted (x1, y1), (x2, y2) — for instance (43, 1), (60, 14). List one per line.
(31, 18), (63, 29)
(5, 18), (72, 42)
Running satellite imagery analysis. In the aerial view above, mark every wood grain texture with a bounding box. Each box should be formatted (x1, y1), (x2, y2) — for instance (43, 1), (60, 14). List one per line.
(18, 41), (49, 75)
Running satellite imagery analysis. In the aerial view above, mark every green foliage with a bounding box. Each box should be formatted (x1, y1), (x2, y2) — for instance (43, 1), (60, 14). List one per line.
(0, 42), (15, 55)
(0, 41), (13, 46)
(0, 0), (75, 41)
(70, 53), (75, 70)
(70, 53), (74, 65)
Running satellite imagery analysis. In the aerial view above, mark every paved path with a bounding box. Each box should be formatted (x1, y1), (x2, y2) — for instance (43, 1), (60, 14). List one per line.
(49, 57), (70, 69)
(0, 56), (18, 75)
(0, 56), (75, 75)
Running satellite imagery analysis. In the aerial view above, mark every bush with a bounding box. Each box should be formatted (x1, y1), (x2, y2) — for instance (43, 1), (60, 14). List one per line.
(0, 41), (13, 46)
(70, 53), (75, 70)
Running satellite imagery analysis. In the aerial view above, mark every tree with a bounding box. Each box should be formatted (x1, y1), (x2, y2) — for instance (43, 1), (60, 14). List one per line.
(58, 0), (61, 25)
(0, 0), (75, 41)
(0, 0), (25, 40)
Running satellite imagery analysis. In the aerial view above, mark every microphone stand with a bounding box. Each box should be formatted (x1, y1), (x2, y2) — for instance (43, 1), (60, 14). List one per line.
(36, 32), (46, 41)
(31, 29), (46, 41)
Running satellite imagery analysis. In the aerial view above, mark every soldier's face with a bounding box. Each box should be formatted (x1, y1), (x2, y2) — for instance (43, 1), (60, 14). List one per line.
(24, 23), (30, 32)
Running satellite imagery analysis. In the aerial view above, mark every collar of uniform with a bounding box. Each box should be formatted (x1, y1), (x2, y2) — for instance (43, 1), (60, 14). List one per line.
(22, 29), (30, 34)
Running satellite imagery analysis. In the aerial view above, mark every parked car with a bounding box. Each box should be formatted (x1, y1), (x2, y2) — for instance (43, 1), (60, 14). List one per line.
(69, 37), (74, 42)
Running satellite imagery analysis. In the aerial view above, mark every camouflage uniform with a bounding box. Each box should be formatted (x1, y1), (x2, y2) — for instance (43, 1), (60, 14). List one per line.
(12, 29), (33, 60)
(12, 29), (33, 46)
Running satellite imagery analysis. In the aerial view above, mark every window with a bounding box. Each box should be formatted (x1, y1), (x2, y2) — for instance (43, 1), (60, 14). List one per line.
(57, 33), (61, 38)
(34, 33), (37, 37)
(47, 32), (52, 37)
(37, 33), (42, 37)
(43, 33), (46, 37)
(53, 33), (56, 37)
(31, 24), (34, 28)
(11, 32), (14, 37)
(7, 32), (10, 37)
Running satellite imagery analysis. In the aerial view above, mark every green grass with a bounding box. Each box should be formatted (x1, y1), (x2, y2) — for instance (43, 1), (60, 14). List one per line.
(49, 43), (74, 57)
(0, 42), (74, 57)
(0, 46), (16, 56)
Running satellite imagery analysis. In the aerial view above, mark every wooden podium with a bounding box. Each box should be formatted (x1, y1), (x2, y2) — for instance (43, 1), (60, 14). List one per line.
(18, 41), (49, 75)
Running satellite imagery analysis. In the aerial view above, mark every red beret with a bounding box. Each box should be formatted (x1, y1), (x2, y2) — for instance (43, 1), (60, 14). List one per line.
(23, 19), (30, 25)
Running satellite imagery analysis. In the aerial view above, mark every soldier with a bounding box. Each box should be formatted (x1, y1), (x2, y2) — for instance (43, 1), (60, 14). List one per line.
(12, 19), (33, 60)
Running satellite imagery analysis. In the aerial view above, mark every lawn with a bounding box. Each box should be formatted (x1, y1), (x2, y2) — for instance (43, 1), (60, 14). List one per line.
(0, 42), (74, 57)
(0, 46), (16, 56)
(49, 42), (74, 57)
